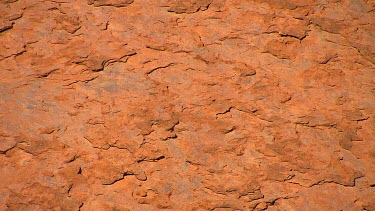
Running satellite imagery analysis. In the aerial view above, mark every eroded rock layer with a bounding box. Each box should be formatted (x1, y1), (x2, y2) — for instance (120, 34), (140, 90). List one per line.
(0, 0), (374, 210)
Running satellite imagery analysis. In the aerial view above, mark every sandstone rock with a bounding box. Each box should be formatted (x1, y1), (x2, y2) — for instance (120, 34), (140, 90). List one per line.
(0, 0), (374, 210)
(166, 0), (213, 14)
(87, 0), (134, 7)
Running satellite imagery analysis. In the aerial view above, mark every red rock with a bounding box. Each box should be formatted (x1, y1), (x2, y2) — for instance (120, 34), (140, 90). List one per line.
(166, 0), (213, 14)
(87, 0), (134, 7)
(0, 0), (374, 210)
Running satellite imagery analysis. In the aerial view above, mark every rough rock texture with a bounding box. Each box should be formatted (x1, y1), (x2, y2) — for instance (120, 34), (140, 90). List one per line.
(0, 0), (374, 210)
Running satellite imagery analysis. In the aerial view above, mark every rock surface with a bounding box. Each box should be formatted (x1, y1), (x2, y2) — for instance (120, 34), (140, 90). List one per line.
(0, 0), (374, 210)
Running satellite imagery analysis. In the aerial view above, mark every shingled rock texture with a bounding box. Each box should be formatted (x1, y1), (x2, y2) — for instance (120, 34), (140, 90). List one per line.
(0, 0), (374, 210)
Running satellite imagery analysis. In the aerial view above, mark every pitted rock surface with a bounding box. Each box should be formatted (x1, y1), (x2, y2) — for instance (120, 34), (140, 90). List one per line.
(0, 0), (374, 210)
